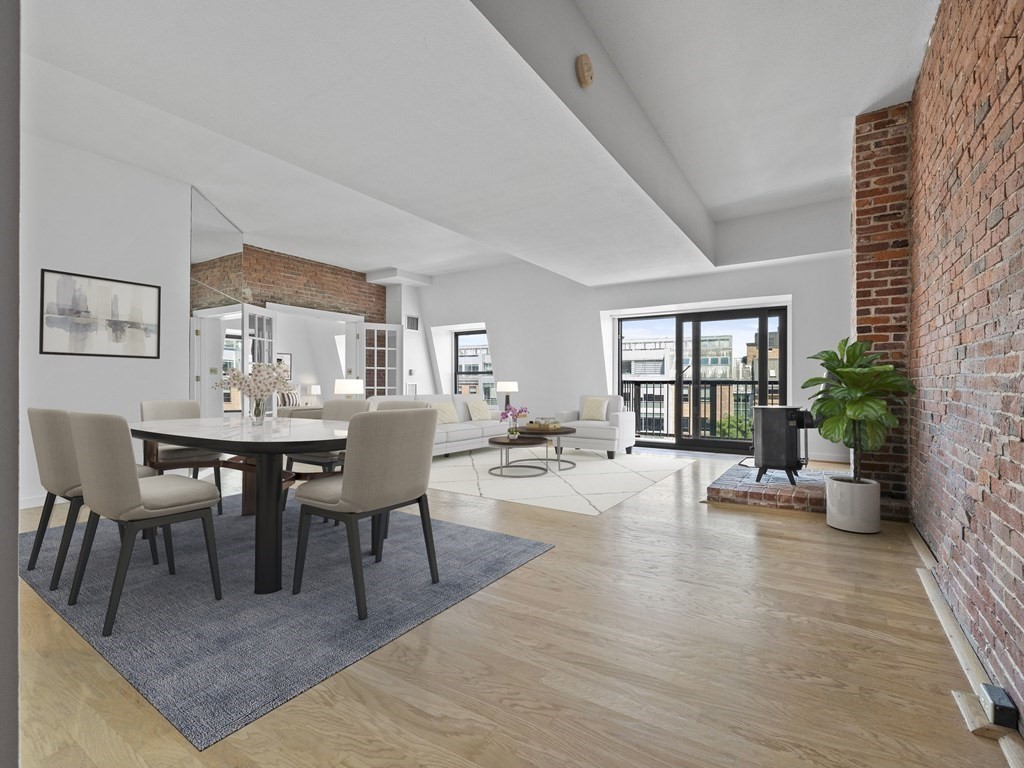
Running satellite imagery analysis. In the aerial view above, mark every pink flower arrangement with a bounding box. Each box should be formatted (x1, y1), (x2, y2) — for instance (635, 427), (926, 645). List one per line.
(500, 404), (529, 422)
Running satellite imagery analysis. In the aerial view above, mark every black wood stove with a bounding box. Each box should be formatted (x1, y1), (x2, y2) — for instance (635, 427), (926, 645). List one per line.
(752, 406), (816, 484)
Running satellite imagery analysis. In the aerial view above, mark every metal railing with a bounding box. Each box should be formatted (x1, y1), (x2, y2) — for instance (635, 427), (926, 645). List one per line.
(620, 379), (781, 441)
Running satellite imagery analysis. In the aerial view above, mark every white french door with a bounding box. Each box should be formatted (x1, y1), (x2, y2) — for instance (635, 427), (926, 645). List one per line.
(360, 322), (402, 397)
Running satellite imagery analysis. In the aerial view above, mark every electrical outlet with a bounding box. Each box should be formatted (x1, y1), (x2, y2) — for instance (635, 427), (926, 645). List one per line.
(980, 684), (1018, 729)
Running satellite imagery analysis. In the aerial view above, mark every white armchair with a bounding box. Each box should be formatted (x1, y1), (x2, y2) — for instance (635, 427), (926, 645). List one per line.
(555, 395), (636, 459)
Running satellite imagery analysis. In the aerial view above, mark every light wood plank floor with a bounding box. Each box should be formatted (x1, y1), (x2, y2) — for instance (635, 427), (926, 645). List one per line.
(19, 454), (1006, 767)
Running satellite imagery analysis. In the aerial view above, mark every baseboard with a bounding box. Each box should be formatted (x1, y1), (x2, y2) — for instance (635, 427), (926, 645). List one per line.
(18, 492), (48, 511)
(917, 566), (1024, 763)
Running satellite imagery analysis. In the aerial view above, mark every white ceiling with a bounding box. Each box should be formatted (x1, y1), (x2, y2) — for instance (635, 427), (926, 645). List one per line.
(572, 0), (939, 220)
(21, 1), (939, 285)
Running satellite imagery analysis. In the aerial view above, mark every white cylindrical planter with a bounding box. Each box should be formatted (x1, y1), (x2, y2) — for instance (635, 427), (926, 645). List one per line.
(826, 477), (881, 533)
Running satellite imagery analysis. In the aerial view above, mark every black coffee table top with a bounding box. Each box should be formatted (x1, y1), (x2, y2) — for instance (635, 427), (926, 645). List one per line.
(517, 425), (577, 436)
(488, 435), (547, 448)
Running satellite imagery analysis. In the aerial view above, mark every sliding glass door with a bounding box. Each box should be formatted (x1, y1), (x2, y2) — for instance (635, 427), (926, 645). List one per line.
(619, 307), (786, 452)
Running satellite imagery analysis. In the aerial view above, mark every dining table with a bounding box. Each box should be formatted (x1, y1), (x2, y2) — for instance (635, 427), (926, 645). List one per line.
(129, 416), (349, 594)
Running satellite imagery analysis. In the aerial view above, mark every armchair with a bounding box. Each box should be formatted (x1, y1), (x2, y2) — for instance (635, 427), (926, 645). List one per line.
(555, 395), (636, 459)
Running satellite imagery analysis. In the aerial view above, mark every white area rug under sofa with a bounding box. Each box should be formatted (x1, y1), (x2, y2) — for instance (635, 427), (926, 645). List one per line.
(429, 448), (694, 515)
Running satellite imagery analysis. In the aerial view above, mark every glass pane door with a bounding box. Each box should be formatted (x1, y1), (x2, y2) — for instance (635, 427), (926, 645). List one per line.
(619, 307), (786, 453)
(619, 316), (676, 444)
(364, 323), (402, 397)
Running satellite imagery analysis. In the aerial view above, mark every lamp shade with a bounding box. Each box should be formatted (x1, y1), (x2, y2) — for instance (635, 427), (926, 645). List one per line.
(310, 384), (321, 396)
(496, 381), (519, 393)
(334, 378), (364, 396)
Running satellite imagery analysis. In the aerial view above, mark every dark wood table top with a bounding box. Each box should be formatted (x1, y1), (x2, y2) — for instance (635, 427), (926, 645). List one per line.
(517, 425), (577, 436)
(488, 435), (548, 448)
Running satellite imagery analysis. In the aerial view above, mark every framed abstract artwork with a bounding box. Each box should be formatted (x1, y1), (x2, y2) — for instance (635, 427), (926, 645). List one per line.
(39, 269), (161, 358)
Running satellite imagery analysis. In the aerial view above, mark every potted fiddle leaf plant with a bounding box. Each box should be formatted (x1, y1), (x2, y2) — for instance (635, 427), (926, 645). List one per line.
(801, 338), (915, 533)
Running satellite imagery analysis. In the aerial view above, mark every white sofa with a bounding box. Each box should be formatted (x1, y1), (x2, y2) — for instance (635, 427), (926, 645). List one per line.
(367, 394), (505, 456)
(555, 394), (636, 459)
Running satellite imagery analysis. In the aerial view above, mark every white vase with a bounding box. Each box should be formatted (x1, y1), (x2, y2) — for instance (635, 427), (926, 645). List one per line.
(826, 476), (881, 533)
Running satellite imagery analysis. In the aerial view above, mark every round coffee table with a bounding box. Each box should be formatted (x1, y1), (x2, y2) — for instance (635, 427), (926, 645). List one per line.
(488, 435), (549, 477)
(516, 426), (577, 471)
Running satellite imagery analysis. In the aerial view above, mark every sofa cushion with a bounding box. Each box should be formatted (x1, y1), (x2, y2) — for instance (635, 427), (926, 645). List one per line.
(277, 390), (300, 407)
(429, 401), (459, 424)
(473, 419), (506, 438)
(466, 399), (492, 421)
(561, 420), (618, 440)
(581, 396), (610, 420)
(437, 422), (484, 442)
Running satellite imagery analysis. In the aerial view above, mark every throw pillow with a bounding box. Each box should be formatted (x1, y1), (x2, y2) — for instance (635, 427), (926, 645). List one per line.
(580, 396), (609, 421)
(278, 390), (299, 407)
(466, 399), (492, 421)
(430, 401), (459, 424)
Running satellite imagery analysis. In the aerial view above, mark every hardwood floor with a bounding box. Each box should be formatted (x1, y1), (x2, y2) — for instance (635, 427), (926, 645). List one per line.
(18, 455), (1006, 767)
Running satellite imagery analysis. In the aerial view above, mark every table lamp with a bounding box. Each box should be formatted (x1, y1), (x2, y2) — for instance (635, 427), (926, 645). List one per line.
(496, 380), (518, 408)
(335, 378), (364, 399)
(308, 384), (321, 406)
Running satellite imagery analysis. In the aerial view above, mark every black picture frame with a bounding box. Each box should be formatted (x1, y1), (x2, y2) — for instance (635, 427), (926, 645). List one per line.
(39, 268), (162, 359)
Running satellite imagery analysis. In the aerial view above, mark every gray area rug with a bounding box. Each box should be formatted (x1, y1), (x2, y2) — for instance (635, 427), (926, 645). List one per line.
(19, 494), (552, 750)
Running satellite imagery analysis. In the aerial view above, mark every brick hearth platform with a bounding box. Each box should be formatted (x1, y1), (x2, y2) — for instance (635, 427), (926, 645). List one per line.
(706, 464), (847, 513)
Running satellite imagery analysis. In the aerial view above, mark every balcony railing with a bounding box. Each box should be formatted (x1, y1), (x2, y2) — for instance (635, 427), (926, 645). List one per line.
(620, 379), (781, 441)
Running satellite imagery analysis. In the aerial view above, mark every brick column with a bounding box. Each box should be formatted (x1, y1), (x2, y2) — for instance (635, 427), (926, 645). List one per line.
(852, 103), (912, 518)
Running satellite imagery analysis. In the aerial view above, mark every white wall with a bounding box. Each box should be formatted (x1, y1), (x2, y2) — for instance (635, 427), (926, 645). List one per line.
(418, 253), (852, 461)
(19, 136), (192, 506)
(716, 197), (851, 267)
(273, 315), (318, 403)
(0, 3), (19, 761)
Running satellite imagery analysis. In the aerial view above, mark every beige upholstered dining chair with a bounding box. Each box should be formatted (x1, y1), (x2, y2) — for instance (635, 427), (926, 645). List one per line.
(292, 408), (439, 620)
(68, 412), (224, 636)
(140, 400), (224, 515)
(284, 399), (370, 472)
(27, 408), (160, 591)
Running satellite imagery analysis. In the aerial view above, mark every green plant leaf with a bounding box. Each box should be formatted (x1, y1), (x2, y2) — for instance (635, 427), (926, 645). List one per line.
(846, 397), (889, 421)
(818, 414), (849, 444)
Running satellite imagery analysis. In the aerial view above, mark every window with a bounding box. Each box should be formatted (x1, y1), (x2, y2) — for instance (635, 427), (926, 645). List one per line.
(454, 331), (497, 405)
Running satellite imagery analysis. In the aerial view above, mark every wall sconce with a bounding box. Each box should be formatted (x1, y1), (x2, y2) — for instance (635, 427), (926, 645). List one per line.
(496, 380), (519, 408)
(335, 378), (364, 399)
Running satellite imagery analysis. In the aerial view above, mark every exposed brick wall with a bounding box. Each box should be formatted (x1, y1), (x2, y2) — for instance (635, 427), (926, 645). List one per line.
(908, 0), (1024, 716)
(190, 245), (385, 322)
(852, 104), (913, 518)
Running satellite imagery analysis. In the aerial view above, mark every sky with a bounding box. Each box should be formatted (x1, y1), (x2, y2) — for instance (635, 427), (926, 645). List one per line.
(620, 316), (774, 359)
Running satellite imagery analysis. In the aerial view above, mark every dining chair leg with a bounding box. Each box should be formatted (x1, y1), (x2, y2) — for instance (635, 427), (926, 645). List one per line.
(117, 522), (125, 542)
(286, 458), (294, 472)
(418, 496), (439, 584)
(343, 516), (368, 620)
(383, 510), (391, 539)
(214, 465), (223, 516)
(292, 509), (313, 594)
(145, 527), (160, 565)
(371, 513), (385, 563)
(323, 463), (335, 473)
(103, 522), (139, 636)
(27, 492), (57, 571)
(200, 511), (223, 600)
(69, 511), (101, 606)
(280, 487), (290, 514)
(49, 496), (83, 591)
(192, 467), (199, 479)
(162, 524), (175, 575)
